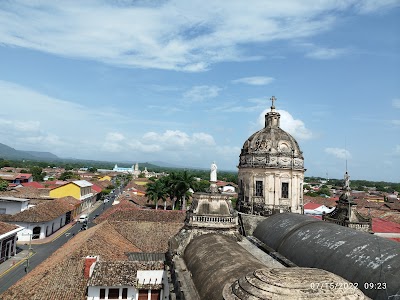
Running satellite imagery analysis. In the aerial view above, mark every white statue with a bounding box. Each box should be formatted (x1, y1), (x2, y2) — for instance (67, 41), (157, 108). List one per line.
(210, 162), (217, 182)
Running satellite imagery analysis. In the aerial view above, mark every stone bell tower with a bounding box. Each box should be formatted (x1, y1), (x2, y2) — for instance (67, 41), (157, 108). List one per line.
(237, 96), (305, 216)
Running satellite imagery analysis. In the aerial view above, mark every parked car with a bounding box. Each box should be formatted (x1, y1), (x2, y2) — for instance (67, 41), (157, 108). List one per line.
(104, 198), (110, 203)
(78, 214), (88, 223)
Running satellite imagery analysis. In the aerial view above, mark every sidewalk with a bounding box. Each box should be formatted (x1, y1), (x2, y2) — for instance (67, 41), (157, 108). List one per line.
(0, 249), (32, 278)
(0, 200), (103, 277)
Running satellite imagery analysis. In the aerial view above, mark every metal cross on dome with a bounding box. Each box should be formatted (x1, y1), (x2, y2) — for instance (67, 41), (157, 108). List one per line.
(270, 96), (276, 109)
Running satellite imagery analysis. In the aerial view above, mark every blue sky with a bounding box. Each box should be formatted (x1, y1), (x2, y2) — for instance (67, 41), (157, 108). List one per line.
(0, 1), (399, 182)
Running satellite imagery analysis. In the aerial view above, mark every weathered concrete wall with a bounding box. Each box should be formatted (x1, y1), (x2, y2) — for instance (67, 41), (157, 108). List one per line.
(239, 213), (267, 236)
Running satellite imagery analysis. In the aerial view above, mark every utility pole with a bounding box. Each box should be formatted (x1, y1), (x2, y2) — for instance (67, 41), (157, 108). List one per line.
(25, 233), (33, 273)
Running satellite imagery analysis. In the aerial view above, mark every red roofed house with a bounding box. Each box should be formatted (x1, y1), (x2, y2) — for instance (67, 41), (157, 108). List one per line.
(21, 182), (45, 189)
(304, 202), (335, 215)
(0, 221), (23, 263)
(14, 173), (33, 184)
(91, 183), (103, 194)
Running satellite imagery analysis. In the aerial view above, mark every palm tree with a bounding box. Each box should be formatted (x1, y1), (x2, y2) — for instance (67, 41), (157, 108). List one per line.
(145, 179), (168, 210)
(160, 175), (176, 210)
(175, 171), (196, 210)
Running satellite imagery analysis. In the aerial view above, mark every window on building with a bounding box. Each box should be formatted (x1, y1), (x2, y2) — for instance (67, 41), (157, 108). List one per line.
(108, 288), (120, 299)
(122, 288), (128, 299)
(255, 180), (263, 196)
(100, 289), (106, 299)
(282, 182), (289, 198)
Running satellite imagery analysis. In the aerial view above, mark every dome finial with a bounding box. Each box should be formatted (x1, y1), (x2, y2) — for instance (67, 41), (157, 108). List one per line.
(270, 96), (276, 111)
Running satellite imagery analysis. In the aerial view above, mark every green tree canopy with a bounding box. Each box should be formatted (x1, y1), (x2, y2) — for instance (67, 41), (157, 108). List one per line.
(145, 179), (168, 210)
(0, 179), (8, 191)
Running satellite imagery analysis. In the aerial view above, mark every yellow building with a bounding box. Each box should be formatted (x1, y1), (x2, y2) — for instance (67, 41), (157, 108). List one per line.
(50, 180), (93, 201)
(99, 175), (112, 182)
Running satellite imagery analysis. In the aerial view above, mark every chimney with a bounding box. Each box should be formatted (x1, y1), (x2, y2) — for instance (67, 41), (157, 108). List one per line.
(84, 255), (98, 278)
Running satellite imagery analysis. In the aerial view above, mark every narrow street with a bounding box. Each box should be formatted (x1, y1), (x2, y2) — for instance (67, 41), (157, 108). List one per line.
(0, 188), (120, 294)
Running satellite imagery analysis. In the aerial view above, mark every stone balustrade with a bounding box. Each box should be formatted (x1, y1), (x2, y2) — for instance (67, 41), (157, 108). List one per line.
(191, 215), (235, 224)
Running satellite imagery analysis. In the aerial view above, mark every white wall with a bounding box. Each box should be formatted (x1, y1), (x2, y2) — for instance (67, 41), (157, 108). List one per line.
(87, 270), (169, 300)
(0, 201), (28, 215)
(87, 286), (136, 300)
(14, 214), (66, 241)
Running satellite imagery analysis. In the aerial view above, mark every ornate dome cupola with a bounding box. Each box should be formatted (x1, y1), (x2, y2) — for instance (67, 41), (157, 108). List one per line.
(237, 96), (305, 216)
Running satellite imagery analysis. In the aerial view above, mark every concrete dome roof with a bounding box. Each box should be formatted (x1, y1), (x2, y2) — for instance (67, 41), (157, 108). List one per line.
(253, 213), (400, 300)
(239, 101), (304, 169)
(223, 268), (368, 299)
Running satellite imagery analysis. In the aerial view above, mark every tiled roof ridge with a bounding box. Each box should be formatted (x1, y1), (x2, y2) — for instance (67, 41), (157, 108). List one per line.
(95, 219), (144, 252)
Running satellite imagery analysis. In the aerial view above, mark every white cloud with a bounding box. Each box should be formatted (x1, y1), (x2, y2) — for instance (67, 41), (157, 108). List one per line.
(127, 140), (162, 153)
(142, 130), (215, 149)
(0, 1), (395, 71)
(232, 76), (275, 86)
(183, 85), (221, 102)
(355, 0), (400, 13)
(325, 147), (352, 159)
(106, 132), (125, 142)
(258, 109), (313, 140)
(193, 133), (216, 146)
(395, 145), (400, 155)
(392, 99), (400, 109)
(305, 47), (348, 59)
(391, 120), (400, 126)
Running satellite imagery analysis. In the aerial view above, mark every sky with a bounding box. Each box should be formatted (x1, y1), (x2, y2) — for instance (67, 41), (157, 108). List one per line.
(0, 1), (399, 182)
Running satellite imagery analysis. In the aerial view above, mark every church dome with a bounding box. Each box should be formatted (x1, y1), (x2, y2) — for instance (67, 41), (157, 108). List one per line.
(239, 97), (304, 170)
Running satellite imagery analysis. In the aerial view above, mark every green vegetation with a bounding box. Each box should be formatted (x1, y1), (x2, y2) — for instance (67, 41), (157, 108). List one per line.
(145, 171), (197, 210)
(305, 176), (400, 193)
(145, 179), (168, 210)
(0, 179), (8, 191)
(29, 166), (45, 181)
(59, 171), (80, 181)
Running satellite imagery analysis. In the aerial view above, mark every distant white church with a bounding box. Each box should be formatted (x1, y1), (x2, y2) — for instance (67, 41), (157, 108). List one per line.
(112, 163), (141, 176)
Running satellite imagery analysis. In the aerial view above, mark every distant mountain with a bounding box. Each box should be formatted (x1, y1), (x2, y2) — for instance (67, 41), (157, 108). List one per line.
(149, 161), (186, 168)
(0, 142), (59, 161)
(24, 151), (60, 160)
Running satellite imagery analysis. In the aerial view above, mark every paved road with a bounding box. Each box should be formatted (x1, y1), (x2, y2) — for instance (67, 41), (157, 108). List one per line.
(0, 186), (122, 294)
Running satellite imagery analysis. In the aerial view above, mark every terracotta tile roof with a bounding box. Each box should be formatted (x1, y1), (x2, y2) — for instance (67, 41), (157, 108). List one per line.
(91, 183), (102, 193)
(353, 198), (384, 208)
(96, 205), (186, 224)
(1, 186), (51, 199)
(21, 182), (45, 188)
(216, 181), (238, 187)
(304, 196), (337, 207)
(0, 221), (18, 235)
(304, 202), (322, 210)
(372, 218), (400, 233)
(93, 180), (111, 189)
(0, 173), (18, 181)
(16, 173), (32, 180)
(356, 207), (400, 224)
(113, 221), (183, 252)
(0, 221), (141, 300)
(5, 197), (80, 223)
(384, 202), (400, 211)
(88, 261), (164, 286)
